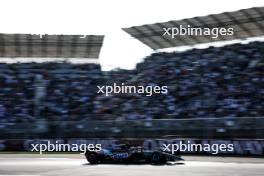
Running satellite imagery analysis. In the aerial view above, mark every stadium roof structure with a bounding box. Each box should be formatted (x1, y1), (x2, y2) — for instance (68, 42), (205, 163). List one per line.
(0, 34), (104, 58)
(123, 7), (264, 50)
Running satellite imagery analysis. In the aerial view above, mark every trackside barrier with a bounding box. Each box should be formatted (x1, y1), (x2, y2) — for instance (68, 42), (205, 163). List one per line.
(0, 117), (263, 139)
(0, 138), (263, 156)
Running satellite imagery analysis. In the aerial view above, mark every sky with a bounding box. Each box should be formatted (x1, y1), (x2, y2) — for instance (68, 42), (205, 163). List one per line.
(0, 0), (263, 70)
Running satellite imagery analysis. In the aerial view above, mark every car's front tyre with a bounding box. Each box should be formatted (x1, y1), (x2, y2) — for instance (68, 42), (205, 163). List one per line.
(86, 152), (99, 164)
(150, 152), (165, 165)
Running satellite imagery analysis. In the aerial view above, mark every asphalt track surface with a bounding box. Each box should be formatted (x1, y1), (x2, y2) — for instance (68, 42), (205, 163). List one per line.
(0, 154), (263, 176)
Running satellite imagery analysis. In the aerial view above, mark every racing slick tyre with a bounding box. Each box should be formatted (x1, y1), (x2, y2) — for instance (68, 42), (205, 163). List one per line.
(86, 152), (99, 164)
(150, 152), (166, 165)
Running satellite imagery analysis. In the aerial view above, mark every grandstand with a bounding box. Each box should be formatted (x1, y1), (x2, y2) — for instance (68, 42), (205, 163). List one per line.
(0, 34), (104, 58)
(123, 7), (264, 49)
(98, 41), (264, 120)
(0, 40), (263, 139)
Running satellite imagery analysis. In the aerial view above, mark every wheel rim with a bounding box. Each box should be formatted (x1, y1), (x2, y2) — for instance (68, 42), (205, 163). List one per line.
(88, 154), (96, 162)
(152, 153), (160, 161)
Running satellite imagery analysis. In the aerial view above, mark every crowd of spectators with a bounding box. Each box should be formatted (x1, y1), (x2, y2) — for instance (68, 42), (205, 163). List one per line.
(94, 41), (264, 120)
(0, 41), (263, 124)
(0, 63), (102, 123)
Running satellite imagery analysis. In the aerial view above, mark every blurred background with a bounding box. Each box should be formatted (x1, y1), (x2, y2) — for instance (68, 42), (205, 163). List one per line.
(0, 5), (263, 156)
(0, 41), (263, 140)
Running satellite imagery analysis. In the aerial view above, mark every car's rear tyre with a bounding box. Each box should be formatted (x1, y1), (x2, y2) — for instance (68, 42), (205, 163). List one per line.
(151, 152), (165, 164)
(86, 152), (99, 164)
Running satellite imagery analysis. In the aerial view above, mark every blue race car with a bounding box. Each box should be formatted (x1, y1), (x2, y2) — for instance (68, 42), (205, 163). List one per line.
(85, 144), (183, 164)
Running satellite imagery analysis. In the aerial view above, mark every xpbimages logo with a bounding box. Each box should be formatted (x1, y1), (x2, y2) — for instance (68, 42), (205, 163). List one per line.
(97, 83), (168, 96)
(30, 141), (102, 154)
(163, 25), (234, 39)
(162, 141), (234, 154)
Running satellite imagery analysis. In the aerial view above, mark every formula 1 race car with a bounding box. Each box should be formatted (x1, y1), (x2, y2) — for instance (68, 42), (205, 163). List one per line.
(85, 144), (183, 164)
